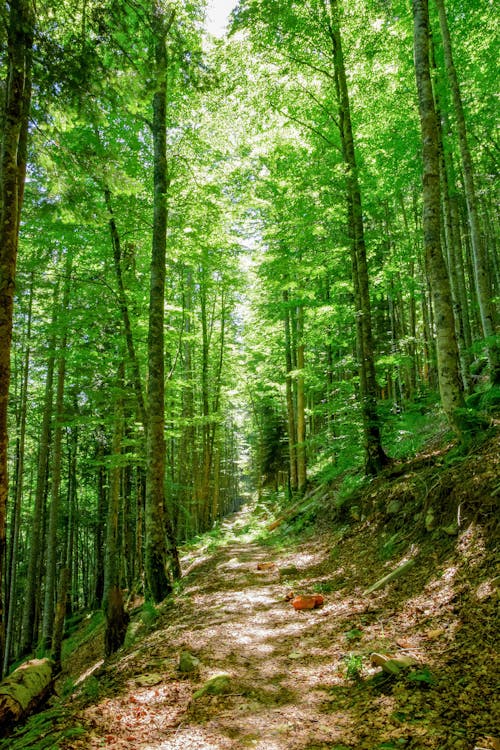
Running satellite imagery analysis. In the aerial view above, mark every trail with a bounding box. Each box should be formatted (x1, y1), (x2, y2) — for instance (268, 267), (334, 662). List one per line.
(69, 504), (353, 749)
(59, 492), (498, 750)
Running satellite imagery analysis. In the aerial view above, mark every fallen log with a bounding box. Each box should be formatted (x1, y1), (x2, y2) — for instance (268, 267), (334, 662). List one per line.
(0, 658), (53, 737)
(363, 558), (416, 596)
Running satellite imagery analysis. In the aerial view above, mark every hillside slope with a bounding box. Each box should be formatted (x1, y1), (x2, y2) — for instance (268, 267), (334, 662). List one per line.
(2, 431), (499, 750)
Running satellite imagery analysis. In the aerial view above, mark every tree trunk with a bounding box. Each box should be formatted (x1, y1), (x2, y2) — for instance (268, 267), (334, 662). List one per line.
(145, 2), (178, 603)
(430, 39), (471, 392)
(296, 305), (307, 493)
(3, 278), (32, 676)
(103, 366), (129, 656)
(325, 0), (389, 474)
(433, 0), (499, 384)
(0, 658), (53, 737)
(0, 0), (34, 674)
(283, 291), (298, 494)
(41, 256), (71, 651)
(20, 285), (57, 656)
(104, 185), (147, 430)
(51, 566), (70, 673)
(412, 0), (465, 428)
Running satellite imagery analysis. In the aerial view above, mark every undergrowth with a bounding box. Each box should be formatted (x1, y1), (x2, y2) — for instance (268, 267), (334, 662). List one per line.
(0, 707), (85, 750)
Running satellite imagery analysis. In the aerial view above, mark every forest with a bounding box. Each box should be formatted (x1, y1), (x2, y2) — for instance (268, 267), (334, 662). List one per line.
(0, 0), (498, 747)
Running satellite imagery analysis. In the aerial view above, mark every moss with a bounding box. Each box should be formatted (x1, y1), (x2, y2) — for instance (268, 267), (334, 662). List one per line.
(0, 659), (52, 711)
(193, 673), (233, 699)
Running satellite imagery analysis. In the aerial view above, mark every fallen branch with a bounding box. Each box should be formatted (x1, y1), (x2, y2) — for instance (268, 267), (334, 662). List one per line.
(363, 559), (416, 596)
(0, 658), (53, 737)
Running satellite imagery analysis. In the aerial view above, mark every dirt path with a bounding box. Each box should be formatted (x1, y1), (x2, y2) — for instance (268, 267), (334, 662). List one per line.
(61, 502), (498, 750)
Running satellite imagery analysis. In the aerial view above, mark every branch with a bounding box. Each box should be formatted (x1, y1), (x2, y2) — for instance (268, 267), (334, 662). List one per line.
(283, 52), (336, 82)
(276, 107), (341, 152)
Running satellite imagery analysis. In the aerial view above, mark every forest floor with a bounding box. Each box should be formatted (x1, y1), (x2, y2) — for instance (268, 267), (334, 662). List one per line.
(4, 431), (500, 750)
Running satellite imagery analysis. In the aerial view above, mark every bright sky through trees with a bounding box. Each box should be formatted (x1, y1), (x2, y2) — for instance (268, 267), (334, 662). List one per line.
(205, 0), (234, 37)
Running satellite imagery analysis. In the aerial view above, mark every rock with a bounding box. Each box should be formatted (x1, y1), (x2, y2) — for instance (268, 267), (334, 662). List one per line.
(370, 652), (418, 675)
(193, 673), (233, 699)
(135, 673), (163, 687)
(178, 651), (200, 674)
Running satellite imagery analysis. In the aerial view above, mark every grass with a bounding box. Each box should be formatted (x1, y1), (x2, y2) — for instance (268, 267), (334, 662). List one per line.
(0, 707), (86, 750)
(61, 610), (104, 661)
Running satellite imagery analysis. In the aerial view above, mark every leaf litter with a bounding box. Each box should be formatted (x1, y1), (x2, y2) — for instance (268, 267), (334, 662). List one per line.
(6, 432), (499, 750)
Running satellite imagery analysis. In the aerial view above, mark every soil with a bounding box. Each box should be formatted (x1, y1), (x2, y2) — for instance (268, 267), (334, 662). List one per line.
(6, 432), (500, 750)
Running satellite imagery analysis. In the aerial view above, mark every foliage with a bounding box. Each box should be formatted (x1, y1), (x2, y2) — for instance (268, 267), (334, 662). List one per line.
(0, 0), (497, 681)
(0, 707), (85, 749)
(343, 653), (364, 681)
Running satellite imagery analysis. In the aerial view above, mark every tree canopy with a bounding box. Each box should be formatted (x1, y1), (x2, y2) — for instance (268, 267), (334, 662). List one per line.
(0, 0), (497, 674)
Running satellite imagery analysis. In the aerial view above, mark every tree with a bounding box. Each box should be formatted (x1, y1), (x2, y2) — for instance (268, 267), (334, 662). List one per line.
(145, 2), (180, 603)
(0, 0), (34, 670)
(322, 0), (389, 474)
(412, 0), (465, 429)
(433, 0), (499, 385)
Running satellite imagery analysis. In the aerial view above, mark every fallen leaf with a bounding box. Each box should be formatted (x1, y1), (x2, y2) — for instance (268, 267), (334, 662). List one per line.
(396, 638), (413, 648)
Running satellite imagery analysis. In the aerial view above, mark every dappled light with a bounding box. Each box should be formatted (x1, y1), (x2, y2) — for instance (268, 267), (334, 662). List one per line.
(0, 0), (497, 748)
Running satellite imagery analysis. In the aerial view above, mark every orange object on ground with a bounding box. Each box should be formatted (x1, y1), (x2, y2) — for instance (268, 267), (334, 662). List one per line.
(257, 562), (276, 570)
(291, 594), (324, 610)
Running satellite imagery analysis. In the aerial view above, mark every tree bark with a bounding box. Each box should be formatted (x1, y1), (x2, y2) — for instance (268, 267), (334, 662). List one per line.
(145, 2), (179, 603)
(0, 0), (34, 673)
(0, 658), (53, 737)
(283, 291), (298, 493)
(296, 305), (307, 493)
(41, 257), (72, 651)
(325, 0), (389, 474)
(430, 38), (472, 392)
(20, 284), (57, 656)
(433, 0), (499, 384)
(412, 0), (465, 428)
(103, 365), (129, 656)
(104, 185), (147, 430)
(3, 277), (32, 676)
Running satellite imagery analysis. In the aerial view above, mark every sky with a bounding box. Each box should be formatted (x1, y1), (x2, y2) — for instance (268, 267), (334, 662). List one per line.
(205, 0), (235, 37)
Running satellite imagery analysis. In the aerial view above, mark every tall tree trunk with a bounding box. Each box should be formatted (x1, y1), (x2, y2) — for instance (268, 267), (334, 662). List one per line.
(104, 186), (147, 429)
(412, 0), (465, 428)
(20, 285), (57, 656)
(0, 0), (33, 672)
(325, 0), (389, 474)
(41, 257), (72, 651)
(145, 3), (179, 603)
(433, 0), (499, 384)
(283, 291), (298, 493)
(103, 364), (129, 657)
(2, 278), (32, 675)
(93, 443), (106, 608)
(296, 306), (307, 493)
(430, 39), (471, 392)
